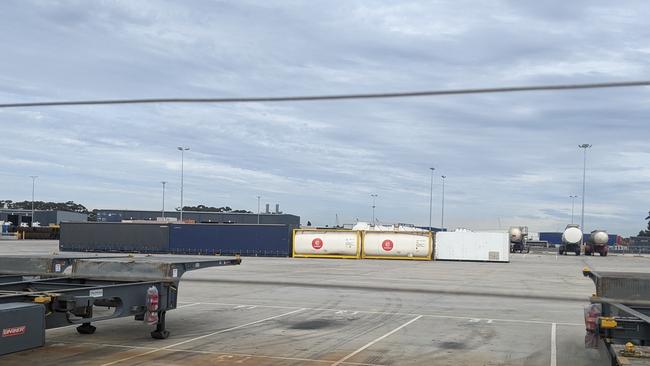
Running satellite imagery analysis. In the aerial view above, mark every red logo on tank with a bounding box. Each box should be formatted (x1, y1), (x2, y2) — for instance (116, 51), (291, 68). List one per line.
(2, 326), (26, 337)
(312, 238), (323, 249)
(382, 239), (394, 251)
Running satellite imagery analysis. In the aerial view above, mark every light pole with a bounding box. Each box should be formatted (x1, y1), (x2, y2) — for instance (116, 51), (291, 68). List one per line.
(29, 176), (38, 227)
(161, 181), (167, 219)
(428, 167), (435, 229)
(578, 144), (591, 231)
(441, 175), (446, 229)
(257, 195), (261, 224)
(569, 195), (577, 224)
(370, 194), (378, 224)
(177, 146), (190, 222)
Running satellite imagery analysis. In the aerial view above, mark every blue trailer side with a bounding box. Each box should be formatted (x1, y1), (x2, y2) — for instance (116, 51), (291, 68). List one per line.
(539, 232), (563, 245)
(168, 223), (291, 256)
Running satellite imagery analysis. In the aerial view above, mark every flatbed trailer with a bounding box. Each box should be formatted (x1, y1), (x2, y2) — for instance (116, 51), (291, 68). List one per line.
(583, 268), (650, 365)
(0, 254), (241, 355)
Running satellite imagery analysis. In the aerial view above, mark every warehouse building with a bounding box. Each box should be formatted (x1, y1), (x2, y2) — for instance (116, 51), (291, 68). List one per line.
(0, 209), (88, 227)
(94, 209), (300, 226)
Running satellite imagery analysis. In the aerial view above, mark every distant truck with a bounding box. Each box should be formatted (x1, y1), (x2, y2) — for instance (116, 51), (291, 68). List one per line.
(584, 230), (609, 256)
(508, 226), (529, 253)
(559, 224), (582, 256)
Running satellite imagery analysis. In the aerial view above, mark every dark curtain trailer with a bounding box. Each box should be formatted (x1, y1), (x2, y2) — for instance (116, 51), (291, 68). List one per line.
(168, 223), (291, 256)
(60, 222), (170, 253)
(59, 222), (293, 257)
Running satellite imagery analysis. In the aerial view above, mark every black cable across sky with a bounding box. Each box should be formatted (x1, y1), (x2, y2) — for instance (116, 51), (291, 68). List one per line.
(0, 80), (649, 108)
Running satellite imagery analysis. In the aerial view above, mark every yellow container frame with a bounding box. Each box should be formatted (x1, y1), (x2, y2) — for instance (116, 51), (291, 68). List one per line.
(292, 229), (362, 259)
(361, 231), (434, 261)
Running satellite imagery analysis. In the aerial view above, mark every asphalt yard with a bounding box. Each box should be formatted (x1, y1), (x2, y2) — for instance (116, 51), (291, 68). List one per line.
(2, 239), (648, 365)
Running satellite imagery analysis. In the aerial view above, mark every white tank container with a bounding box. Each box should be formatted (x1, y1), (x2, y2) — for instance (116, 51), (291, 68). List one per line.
(508, 227), (522, 242)
(435, 232), (509, 262)
(562, 226), (583, 244)
(362, 231), (432, 260)
(590, 230), (608, 245)
(293, 230), (360, 258)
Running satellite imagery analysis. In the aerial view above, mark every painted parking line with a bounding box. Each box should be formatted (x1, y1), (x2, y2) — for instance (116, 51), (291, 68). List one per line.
(331, 315), (422, 366)
(100, 308), (305, 366)
(52, 341), (383, 366)
(551, 323), (557, 366)
(178, 301), (583, 326)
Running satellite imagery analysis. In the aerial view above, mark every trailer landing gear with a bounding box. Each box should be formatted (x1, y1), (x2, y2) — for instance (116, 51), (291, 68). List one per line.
(151, 311), (169, 339)
(76, 323), (96, 334)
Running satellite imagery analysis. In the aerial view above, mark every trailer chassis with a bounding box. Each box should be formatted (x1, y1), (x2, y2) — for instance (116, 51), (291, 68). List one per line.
(583, 268), (650, 365)
(0, 255), (241, 348)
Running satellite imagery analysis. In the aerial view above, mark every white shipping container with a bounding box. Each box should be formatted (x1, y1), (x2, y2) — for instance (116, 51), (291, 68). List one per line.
(293, 230), (360, 258)
(363, 231), (432, 260)
(435, 232), (510, 262)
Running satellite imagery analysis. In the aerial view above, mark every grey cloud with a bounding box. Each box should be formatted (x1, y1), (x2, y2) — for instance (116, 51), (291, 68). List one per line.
(0, 1), (649, 235)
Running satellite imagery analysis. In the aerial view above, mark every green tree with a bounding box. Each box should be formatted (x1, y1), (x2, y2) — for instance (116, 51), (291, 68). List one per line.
(639, 211), (650, 237)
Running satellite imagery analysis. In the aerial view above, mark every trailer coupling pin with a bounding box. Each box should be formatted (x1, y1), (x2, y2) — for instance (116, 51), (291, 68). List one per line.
(599, 317), (617, 329)
(33, 295), (52, 304)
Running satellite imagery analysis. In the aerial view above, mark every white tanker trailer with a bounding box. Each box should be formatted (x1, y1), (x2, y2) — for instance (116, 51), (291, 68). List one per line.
(584, 229), (609, 256)
(559, 224), (582, 256)
(508, 226), (529, 253)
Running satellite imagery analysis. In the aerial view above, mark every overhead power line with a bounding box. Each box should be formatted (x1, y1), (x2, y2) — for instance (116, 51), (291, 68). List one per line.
(0, 80), (649, 108)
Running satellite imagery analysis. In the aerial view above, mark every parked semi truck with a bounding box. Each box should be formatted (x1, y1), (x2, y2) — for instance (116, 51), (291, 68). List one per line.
(585, 230), (609, 256)
(509, 226), (529, 253)
(559, 224), (582, 255)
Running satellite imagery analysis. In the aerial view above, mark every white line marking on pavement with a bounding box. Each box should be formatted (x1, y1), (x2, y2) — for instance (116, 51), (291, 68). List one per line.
(331, 315), (423, 366)
(55, 341), (383, 366)
(550, 323), (557, 366)
(180, 301), (583, 326)
(176, 302), (201, 309)
(100, 308), (305, 366)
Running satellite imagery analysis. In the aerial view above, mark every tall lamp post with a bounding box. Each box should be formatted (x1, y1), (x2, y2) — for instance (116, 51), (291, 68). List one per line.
(161, 181), (167, 219)
(441, 175), (446, 229)
(578, 144), (591, 231)
(257, 195), (261, 224)
(569, 195), (577, 224)
(177, 146), (190, 222)
(428, 167), (435, 229)
(29, 176), (38, 227)
(370, 194), (378, 224)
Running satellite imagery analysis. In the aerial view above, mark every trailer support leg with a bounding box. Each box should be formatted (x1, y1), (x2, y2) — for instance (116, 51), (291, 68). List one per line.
(151, 311), (169, 339)
(76, 322), (96, 334)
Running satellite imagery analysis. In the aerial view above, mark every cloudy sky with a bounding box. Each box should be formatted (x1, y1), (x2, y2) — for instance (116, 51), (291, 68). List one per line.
(1, 1), (649, 235)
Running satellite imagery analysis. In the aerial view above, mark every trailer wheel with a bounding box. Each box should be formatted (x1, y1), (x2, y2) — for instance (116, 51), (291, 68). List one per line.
(600, 252), (607, 257)
(76, 323), (96, 334)
(151, 330), (170, 339)
(575, 249), (581, 256)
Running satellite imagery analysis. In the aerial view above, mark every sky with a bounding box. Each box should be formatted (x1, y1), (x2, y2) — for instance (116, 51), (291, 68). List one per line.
(1, 1), (649, 235)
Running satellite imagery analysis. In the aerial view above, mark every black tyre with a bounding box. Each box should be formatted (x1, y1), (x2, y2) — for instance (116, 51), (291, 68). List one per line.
(76, 324), (96, 335)
(151, 330), (170, 339)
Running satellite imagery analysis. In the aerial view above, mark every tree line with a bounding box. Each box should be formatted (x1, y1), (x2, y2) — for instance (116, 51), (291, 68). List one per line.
(1, 200), (251, 215)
